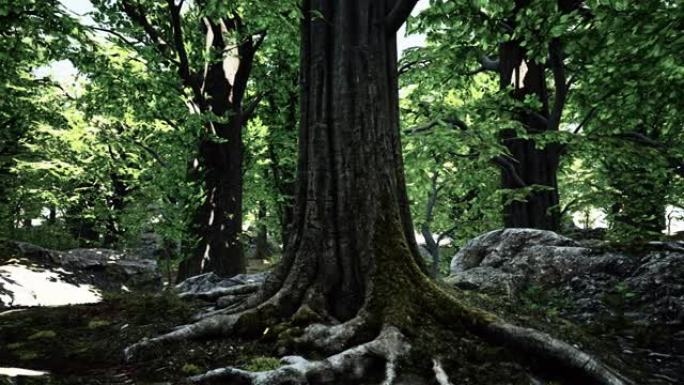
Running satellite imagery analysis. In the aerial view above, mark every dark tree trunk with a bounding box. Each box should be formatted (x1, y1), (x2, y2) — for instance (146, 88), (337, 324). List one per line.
(498, 40), (561, 231)
(175, 15), (262, 280)
(265, 88), (297, 249)
(253, 203), (270, 260)
(47, 206), (57, 225)
(177, 67), (245, 279)
(604, 143), (668, 238)
(250, 0), (427, 321)
(104, 168), (128, 247)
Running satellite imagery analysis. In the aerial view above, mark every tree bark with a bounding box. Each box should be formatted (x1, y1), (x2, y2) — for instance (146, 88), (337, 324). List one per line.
(174, 14), (263, 280)
(253, 202), (270, 260)
(176, 62), (246, 279)
(261, 0), (425, 320)
(498, 34), (561, 231)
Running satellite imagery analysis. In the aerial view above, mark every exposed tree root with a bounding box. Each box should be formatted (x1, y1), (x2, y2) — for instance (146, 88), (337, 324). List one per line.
(432, 359), (454, 385)
(126, 232), (633, 385)
(482, 321), (631, 385)
(294, 313), (372, 353)
(178, 282), (262, 301)
(125, 297), (631, 385)
(187, 326), (410, 385)
(124, 314), (242, 362)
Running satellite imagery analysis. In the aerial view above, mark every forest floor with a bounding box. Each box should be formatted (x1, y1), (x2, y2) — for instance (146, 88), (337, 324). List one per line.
(0, 282), (680, 384)
(0, 292), (279, 385)
(448, 283), (683, 385)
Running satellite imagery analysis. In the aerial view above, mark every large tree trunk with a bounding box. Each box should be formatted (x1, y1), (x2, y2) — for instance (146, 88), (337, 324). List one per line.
(498, 40), (561, 231)
(266, 0), (426, 320)
(126, 3), (631, 384)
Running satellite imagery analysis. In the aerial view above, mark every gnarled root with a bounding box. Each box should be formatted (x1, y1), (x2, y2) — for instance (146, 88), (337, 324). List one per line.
(188, 325), (410, 385)
(295, 313), (372, 353)
(124, 314), (241, 362)
(483, 321), (631, 385)
(179, 282), (262, 301)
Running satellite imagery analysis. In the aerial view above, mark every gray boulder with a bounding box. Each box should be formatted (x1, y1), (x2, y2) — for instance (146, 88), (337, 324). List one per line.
(447, 228), (684, 325)
(448, 228), (607, 289)
(175, 271), (267, 297)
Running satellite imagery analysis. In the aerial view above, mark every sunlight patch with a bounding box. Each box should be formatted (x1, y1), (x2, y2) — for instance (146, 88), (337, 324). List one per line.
(0, 264), (102, 307)
(0, 367), (48, 377)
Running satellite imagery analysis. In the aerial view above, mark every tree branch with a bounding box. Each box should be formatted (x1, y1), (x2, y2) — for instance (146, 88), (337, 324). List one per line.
(121, 1), (170, 55)
(492, 155), (526, 188)
(398, 58), (431, 76)
(385, 0), (420, 34)
(166, 0), (200, 101)
(548, 38), (569, 131)
(230, 18), (265, 107)
(241, 93), (265, 120)
(573, 106), (597, 134)
(404, 116), (469, 135)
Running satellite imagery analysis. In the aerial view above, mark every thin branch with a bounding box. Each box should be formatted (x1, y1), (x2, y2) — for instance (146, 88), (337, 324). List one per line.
(251, 30), (267, 53)
(560, 197), (580, 217)
(404, 116), (469, 135)
(241, 93), (265, 120)
(492, 155), (526, 188)
(398, 58), (431, 76)
(437, 224), (459, 244)
(424, 169), (440, 225)
(166, 0), (199, 100)
(573, 106), (597, 134)
(121, 1), (171, 55)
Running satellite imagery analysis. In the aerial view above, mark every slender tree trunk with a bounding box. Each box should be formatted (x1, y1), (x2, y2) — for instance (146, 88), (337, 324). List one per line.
(104, 168), (128, 247)
(265, 89), (297, 249)
(604, 146), (668, 238)
(498, 39), (561, 231)
(47, 206), (57, 225)
(177, 57), (246, 279)
(176, 15), (262, 280)
(253, 202), (270, 260)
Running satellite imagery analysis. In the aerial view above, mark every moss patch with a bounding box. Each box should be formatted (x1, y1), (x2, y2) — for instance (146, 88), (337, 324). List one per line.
(243, 356), (281, 371)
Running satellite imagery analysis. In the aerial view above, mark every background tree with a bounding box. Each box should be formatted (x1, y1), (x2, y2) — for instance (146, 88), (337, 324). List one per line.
(0, 0), (82, 242)
(564, 0), (684, 240)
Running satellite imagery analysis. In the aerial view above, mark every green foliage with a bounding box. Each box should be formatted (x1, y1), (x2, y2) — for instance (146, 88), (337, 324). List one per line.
(401, 0), (683, 244)
(1, 0), (681, 258)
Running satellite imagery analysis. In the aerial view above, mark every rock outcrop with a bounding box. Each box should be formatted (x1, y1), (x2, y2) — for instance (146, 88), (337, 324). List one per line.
(175, 271), (267, 297)
(0, 240), (161, 308)
(447, 228), (684, 326)
(447, 229), (684, 384)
